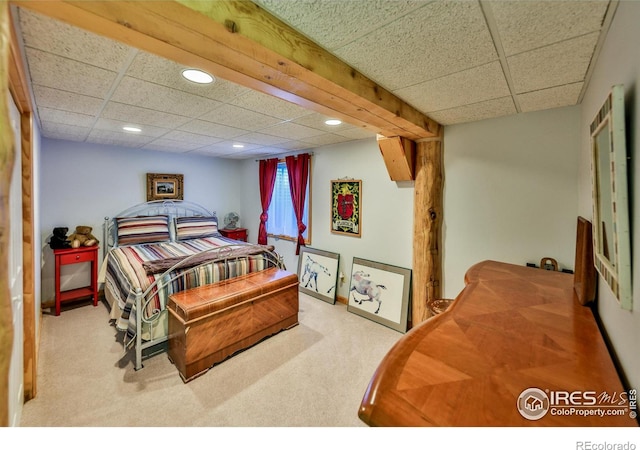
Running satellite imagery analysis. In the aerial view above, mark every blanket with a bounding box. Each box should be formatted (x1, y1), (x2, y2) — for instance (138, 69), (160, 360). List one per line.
(142, 243), (275, 275)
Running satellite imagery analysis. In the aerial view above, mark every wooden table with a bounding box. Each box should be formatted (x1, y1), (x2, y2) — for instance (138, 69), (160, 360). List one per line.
(53, 246), (99, 316)
(219, 227), (248, 242)
(358, 261), (638, 427)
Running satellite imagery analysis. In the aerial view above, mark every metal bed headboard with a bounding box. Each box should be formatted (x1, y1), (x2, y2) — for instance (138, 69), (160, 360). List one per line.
(103, 200), (217, 250)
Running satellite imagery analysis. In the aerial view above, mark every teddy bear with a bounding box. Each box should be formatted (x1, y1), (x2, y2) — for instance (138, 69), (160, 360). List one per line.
(49, 227), (71, 249)
(67, 225), (99, 248)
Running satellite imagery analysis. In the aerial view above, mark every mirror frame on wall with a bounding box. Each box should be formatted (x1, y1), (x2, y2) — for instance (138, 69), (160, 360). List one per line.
(590, 84), (632, 310)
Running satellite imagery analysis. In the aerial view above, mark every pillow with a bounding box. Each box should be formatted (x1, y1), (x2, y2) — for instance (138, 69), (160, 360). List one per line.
(116, 215), (170, 246)
(175, 216), (219, 240)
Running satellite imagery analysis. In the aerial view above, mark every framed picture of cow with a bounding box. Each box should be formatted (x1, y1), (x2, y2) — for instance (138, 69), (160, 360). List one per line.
(347, 257), (411, 333)
(297, 246), (340, 304)
(331, 179), (361, 237)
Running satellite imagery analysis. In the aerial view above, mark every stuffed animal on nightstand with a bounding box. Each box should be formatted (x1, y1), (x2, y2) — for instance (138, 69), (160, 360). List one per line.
(67, 225), (99, 248)
(49, 227), (71, 249)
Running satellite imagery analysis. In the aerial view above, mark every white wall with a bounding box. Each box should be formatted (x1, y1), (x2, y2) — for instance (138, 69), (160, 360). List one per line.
(579, 0), (640, 390)
(443, 106), (581, 297)
(241, 114), (580, 306)
(240, 138), (415, 300)
(39, 138), (244, 302)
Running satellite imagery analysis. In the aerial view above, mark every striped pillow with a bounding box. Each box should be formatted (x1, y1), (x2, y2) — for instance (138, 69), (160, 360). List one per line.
(175, 216), (218, 240)
(116, 215), (170, 246)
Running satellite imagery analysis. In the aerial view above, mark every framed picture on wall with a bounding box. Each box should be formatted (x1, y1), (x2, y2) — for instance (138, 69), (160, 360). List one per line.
(146, 173), (184, 201)
(331, 179), (361, 237)
(347, 257), (411, 333)
(297, 246), (340, 304)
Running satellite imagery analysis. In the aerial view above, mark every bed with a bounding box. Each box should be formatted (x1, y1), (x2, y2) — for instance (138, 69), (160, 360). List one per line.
(101, 200), (286, 370)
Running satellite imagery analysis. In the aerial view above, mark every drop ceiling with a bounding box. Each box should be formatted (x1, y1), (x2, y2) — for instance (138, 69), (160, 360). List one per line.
(11, 0), (614, 159)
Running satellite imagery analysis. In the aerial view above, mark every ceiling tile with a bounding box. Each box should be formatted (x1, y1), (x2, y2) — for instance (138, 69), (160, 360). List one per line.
(199, 104), (283, 130)
(230, 132), (291, 146)
(300, 133), (353, 147)
(25, 48), (117, 98)
(518, 83), (583, 113)
(254, 0), (427, 50)
(292, 113), (353, 132)
(86, 128), (155, 147)
(427, 96), (516, 125)
(38, 107), (95, 128)
(394, 61), (510, 113)
(162, 130), (224, 146)
(40, 122), (90, 142)
(178, 120), (245, 140)
(18, 8), (132, 71)
(31, 85), (103, 116)
(275, 140), (315, 152)
(101, 102), (192, 129)
(93, 118), (169, 138)
(508, 32), (599, 94)
(250, 146), (291, 156)
(490, 0), (609, 56)
(335, 1), (497, 90)
(261, 121), (325, 140)
(222, 146), (290, 160)
(188, 148), (230, 158)
(110, 77), (223, 118)
(230, 90), (313, 120)
(141, 138), (203, 153)
(126, 51), (251, 102)
(197, 140), (262, 154)
(333, 126), (377, 140)
(188, 142), (243, 157)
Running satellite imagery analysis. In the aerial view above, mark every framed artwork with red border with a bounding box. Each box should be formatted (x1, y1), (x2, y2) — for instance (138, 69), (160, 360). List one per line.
(331, 179), (361, 238)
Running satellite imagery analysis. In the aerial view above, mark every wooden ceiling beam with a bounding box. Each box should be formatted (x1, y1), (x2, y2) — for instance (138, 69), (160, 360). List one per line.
(11, 0), (441, 140)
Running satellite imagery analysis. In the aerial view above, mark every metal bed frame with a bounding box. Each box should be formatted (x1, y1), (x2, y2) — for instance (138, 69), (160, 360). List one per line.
(102, 200), (285, 370)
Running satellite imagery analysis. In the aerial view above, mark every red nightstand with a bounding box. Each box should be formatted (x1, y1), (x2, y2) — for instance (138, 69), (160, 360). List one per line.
(219, 228), (248, 242)
(53, 246), (99, 316)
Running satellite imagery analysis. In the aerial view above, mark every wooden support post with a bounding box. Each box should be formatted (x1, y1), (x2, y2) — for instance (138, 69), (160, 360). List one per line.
(412, 138), (444, 326)
(8, 8), (37, 400)
(0, 1), (16, 427)
(21, 111), (35, 401)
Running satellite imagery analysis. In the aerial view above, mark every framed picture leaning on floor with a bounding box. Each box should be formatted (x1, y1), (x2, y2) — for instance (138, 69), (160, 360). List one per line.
(297, 246), (340, 304)
(347, 257), (411, 333)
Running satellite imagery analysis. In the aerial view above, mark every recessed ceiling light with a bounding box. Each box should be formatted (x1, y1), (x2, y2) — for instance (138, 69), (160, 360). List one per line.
(122, 126), (141, 132)
(325, 119), (342, 126)
(181, 69), (214, 84)
(233, 144), (245, 149)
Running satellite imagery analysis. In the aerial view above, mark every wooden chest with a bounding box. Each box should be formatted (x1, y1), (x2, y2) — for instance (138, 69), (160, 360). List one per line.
(167, 268), (299, 382)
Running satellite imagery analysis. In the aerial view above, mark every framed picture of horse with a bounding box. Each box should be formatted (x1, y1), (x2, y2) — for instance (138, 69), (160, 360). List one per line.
(297, 246), (340, 304)
(347, 257), (411, 333)
(331, 179), (361, 237)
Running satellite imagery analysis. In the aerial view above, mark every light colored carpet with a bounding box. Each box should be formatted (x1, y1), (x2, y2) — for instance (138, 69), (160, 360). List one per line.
(20, 293), (402, 427)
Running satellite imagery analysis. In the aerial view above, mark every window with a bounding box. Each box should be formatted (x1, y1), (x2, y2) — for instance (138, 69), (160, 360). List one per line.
(266, 161), (311, 243)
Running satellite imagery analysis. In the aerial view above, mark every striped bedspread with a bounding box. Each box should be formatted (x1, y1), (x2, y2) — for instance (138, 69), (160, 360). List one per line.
(104, 235), (272, 340)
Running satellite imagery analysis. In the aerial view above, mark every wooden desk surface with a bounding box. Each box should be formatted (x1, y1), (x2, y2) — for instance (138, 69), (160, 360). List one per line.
(358, 261), (637, 427)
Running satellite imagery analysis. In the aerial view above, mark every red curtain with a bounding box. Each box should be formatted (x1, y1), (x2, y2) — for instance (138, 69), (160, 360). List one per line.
(258, 158), (279, 245)
(285, 153), (310, 255)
